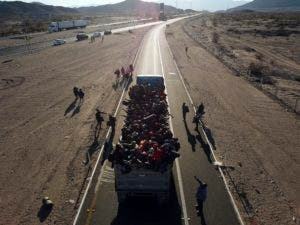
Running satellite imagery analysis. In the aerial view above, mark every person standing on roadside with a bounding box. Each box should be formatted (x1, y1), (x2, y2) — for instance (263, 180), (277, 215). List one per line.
(73, 87), (79, 99)
(95, 109), (104, 130)
(78, 89), (85, 103)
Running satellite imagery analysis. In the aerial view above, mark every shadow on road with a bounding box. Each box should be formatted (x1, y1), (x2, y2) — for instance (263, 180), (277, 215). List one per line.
(37, 204), (52, 222)
(101, 129), (115, 165)
(110, 175), (182, 225)
(183, 119), (196, 152)
(85, 139), (99, 165)
(203, 126), (216, 150)
(195, 131), (212, 163)
(64, 98), (78, 116)
(71, 104), (82, 117)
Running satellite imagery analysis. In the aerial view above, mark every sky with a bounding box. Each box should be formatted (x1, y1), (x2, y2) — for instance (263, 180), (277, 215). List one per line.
(2, 0), (252, 11)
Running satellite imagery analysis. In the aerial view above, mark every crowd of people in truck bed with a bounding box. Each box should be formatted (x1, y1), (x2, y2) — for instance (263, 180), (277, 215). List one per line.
(109, 83), (180, 173)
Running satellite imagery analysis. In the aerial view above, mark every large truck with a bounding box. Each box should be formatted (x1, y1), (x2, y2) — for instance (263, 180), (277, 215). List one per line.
(110, 75), (180, 204)
(48, 20), (88, 32)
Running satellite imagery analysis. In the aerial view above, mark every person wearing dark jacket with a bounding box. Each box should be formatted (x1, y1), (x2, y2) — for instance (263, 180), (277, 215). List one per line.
(78, 89), (84, 102)
(73, 87), (79, 99)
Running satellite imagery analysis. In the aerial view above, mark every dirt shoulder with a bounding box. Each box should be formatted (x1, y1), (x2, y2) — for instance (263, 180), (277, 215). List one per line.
(0, 27), (149, 225)
(183, 12), (300, 114)
(166, 19), (299, 225)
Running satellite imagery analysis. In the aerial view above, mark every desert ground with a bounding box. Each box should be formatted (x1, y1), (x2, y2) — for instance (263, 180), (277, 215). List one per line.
(0, 27), (150, 225)
(166, 16), (299, 225)
(183, 12), (300, 114)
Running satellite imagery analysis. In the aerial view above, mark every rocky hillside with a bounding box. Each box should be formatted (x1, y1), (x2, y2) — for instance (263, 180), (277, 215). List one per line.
(0, 1), (79, 19)
(77, 0), (183, 17)
(230, 0), (300, 11)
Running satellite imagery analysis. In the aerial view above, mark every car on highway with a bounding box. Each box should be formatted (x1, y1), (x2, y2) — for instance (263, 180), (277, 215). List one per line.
(76, 32), (89, 41)
(104, 30), (112, 35)
(52, 39), (66, 46)
(93, 32), (102, 37)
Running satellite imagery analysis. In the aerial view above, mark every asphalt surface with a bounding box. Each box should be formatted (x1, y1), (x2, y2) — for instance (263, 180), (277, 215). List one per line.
(75, 18), (241, 225)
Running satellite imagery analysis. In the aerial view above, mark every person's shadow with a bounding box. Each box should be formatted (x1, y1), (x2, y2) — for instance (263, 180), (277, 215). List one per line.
(204, 126), (216, 150)
(64, 98), (77, 116)
(71, 100), (83, 117)
(195, 131), (212, 163)
(183, 119), (196, 152)
(85, 139), (99, 165)
(37, 204), (53, 222)
(182, 103), (196, 151)
(197, 210), (207, 225)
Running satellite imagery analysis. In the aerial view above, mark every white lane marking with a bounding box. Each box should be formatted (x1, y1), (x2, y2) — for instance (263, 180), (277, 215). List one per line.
(153, 31), (157, 74)
(165, 31), (245, 225)
(156, 27), (190, 225)
(72, 32), (146, 225)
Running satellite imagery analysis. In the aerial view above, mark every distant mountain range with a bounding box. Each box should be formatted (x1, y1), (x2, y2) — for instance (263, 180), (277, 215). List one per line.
(230, 0), (300, 11)
(0, 0), (186, 20)
(0, 1), (78, 19)
(77, 0), (184, 17)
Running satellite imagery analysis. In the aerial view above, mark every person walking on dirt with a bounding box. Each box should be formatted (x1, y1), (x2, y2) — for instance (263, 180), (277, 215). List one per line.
(114, 69), (121, 83)
(121, 67), (125, 77)
(78, 89), (85, 102)
(185, 46), (188, 56)
(193, 114), (200, 131)
(73, 87), (79, 99)
(95, 109), (104, 129)
(129, 64), (134, 75)
(194, 176), (207, 217)
(107, 114), (116, 130)
(196, 103), (205, 116)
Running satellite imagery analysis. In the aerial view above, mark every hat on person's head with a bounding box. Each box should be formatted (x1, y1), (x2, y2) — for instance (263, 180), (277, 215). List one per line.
(202, 183), (207, 188)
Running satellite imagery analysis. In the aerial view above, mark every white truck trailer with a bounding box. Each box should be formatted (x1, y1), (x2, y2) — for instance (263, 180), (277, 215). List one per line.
(112, 75), (180, 204)
(48, 20), (88, 32)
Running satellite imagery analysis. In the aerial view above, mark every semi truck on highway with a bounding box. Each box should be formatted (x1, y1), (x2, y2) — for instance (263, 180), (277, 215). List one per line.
(110, 75), (180, 204)
(48, 20), (88, 32)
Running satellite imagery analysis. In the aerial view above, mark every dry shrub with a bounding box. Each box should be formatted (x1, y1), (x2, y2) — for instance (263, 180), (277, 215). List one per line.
(212, 32), (219, 43)
(249, 62), (264, 77)
(261, 76), (276, 85)
(255, 53), (263, 60)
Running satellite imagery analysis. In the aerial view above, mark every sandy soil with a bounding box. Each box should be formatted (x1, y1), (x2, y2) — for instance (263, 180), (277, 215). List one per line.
(182, 13), (300, 114)
(0, 27), (149, 225)
(167, 19), (299, 225)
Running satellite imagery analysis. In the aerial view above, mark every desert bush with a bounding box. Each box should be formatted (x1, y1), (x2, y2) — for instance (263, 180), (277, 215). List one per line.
(212, 32), (219, 43)
(261, 76), (276, 85)
(249, 62), (264, 77)
(255, 53), (263, 60)
(212, 17), (217, 27)
(244, 46), (255, 52)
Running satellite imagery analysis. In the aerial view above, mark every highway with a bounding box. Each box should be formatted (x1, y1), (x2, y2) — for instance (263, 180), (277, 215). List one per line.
(74, 18), (241, 225)
(0, 20), (161, 59)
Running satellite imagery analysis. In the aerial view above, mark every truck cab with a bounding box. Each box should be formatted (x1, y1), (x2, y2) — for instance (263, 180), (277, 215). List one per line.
(48, 22), (58, 33)
(136, 74), (164, 87)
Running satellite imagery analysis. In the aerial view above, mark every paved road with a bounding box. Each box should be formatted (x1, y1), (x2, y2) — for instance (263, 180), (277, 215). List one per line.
(75, 18), (241, 225)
